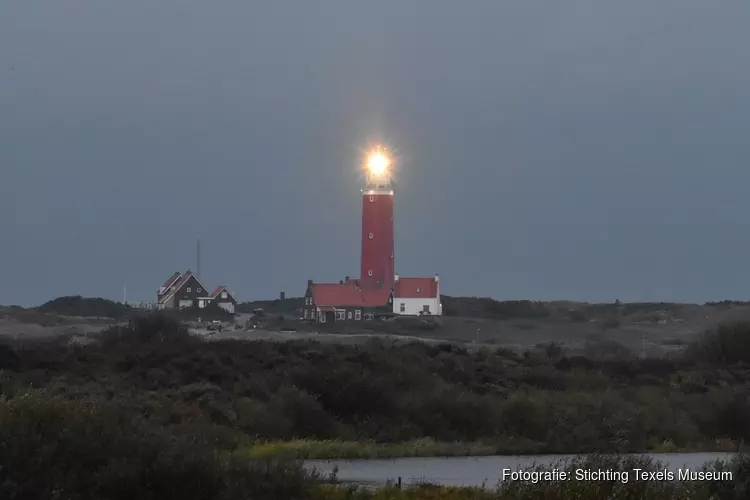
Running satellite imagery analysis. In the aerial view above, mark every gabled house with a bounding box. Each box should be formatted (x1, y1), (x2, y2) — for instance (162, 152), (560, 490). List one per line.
(207, 286), (237, 314)
(303, 277), (393, 323)
(393, 274), (442, 316)
(156, 270), (211, 310)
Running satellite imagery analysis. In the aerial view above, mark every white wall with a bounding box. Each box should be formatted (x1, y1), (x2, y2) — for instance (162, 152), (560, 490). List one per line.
(393, 297), (441, 316)
(218, 302), (235, 314)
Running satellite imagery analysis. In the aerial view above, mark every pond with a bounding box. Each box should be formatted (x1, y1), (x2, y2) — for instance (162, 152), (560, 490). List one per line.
(305, 453), (737, 487)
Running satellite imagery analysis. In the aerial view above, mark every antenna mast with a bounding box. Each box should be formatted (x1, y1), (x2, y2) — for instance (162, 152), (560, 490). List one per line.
(197, 239), (201, 278)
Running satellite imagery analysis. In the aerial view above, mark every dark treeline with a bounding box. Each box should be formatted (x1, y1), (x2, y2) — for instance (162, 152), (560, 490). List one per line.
(1, 315), (750, 498)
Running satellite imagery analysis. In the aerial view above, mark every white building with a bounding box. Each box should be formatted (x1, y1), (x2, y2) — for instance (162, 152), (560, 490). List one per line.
(392, 274), (442, 316)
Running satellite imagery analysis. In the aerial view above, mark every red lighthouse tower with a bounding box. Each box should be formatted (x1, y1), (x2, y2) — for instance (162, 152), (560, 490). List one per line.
(360, 147), (395, 290)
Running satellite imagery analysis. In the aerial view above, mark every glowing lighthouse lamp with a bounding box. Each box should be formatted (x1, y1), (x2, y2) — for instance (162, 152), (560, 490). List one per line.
(367, 151), (389, 176)
(363, 147), (394, 191)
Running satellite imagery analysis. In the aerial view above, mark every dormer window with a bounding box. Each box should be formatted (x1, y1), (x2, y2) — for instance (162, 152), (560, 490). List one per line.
(416, 287), (421, 293)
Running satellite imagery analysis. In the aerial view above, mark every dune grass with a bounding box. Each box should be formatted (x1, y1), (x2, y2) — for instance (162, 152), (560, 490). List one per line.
(244, 438), (499, 460)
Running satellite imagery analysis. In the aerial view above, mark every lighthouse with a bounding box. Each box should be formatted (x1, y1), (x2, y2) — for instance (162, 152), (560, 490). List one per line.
(360, 146), (395, 290)
(303, 143), (441, 323)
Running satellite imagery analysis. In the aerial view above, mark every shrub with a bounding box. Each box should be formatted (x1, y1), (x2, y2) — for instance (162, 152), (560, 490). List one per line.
(37, 296), (132, 318)
(0, 391), (319, 500)
(687, 322), (750, 365)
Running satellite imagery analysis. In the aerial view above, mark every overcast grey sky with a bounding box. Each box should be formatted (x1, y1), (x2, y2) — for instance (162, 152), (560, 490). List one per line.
(3, 1), (750, 306)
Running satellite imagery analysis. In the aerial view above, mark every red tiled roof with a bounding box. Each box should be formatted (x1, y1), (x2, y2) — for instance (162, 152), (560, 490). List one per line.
(311, 282), (391, 307)
(210, 286), (235, 301)
(394, 277), (438, 298)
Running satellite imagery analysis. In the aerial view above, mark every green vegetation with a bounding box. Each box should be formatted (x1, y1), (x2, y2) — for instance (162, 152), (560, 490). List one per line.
(37, 295), (132, 318)
(441, 297), (552, 319)
(237, 296), (304, 316)
(2, 315), (750, 456)
(0, 392), (326, 500)
(244, 438), (497, 460)
(2, 314), (750, 497)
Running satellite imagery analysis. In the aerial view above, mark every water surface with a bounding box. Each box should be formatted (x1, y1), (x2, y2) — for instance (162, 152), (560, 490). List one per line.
(305, 453), (736, 487)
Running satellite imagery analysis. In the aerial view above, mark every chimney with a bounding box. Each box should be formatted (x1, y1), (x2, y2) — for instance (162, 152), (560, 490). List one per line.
(280, 291), (286, 301)
(307, 279), (313, 287)
(344, 276), (350, 282)
(435, 274), (439, 282)
(339, 280), (344, 285)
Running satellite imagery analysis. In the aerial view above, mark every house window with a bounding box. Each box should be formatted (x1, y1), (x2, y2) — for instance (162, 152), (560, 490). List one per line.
(423, 305), (431, 313)
(355, 310), (361, 320)
(320, 311), (326, 323)
(416, 288), (421, 293)
(186, 287), (192, 292)
(197, 288), (202, 293)
(348, 311), (352, 319)
(400, 303), (405, 313)
(336, 310), (345, 321)
(364, 313), (374, 320)
(368, 270), (373, 276)
(304, 310), (308, 319)
(221, 291), (227, 299)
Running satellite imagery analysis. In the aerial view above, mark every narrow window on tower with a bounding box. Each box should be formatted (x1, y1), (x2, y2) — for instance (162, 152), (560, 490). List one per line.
(368, 270), (373, 276)
(369, 232), (374, 239)
(369, 196), (374, 202)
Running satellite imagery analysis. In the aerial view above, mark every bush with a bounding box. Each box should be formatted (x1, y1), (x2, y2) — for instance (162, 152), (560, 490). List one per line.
(687, 322), (750, 364)
(0, 391), (320, 500)
(37, 296), (132, 319)
(100, 314), (192, 345)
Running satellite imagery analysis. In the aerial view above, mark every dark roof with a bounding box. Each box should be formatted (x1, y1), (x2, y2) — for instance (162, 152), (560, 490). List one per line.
(159, 271), (210, 303)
